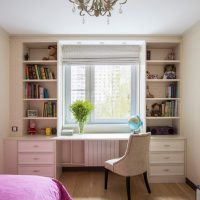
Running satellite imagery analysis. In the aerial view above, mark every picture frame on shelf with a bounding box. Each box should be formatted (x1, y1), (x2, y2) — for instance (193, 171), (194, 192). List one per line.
(27, 110), (38, 118)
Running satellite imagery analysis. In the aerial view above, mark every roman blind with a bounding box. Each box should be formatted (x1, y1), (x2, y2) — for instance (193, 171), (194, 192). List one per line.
(62, 45), (140, 64)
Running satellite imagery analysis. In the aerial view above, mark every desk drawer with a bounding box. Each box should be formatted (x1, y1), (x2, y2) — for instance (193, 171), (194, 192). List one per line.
(150, 165), (184, 176)
(18, 153), (54, 164)
(18, 165), (54, 177)
(150, 152), (184, 164)
(150, 140), (184, 152)
(18, 141), (54, 152)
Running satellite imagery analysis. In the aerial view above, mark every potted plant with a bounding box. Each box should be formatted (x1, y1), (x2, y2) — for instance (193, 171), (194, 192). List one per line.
(70, 100), (94, 133)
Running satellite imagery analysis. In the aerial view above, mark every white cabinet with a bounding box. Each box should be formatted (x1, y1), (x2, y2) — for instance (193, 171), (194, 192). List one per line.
(18, 140), (56, 178)
(149, 138), (185, 183)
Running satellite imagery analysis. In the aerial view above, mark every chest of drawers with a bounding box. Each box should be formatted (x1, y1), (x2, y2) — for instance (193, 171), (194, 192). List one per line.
(149, 138), (186, 183)
(17, 140), (56, 177)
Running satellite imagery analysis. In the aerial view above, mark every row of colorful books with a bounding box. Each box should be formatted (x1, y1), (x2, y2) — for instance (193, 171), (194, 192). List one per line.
(25, 83), (49, 98)
(25, 65), (56, 80)
(43, 101), (57, 117)
(161, 100), (178, 117)
(166, 83), (178, 98)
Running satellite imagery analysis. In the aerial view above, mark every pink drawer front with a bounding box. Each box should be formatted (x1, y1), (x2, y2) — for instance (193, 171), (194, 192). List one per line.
(18, 141), (55, 152)
(18, 153), (55, 164)
(18, 165), (55, 177)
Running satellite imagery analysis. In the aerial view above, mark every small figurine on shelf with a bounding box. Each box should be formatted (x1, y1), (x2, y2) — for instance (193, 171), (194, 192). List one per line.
(146, 70), (150, 79)
(42, 45), (57, 60)
(146, 70), (159, 79)
(24, 53), (29, 61)
(163, 64), (176, 79)
(45, 127), (51, 136)
(146, 106), (151, 117)
(28, 120), (37, 135)
(39, 128), (46, 135)
(167, 50), (176, 60)
(51, 128), (57, 135)
(146, 85), (154, 98)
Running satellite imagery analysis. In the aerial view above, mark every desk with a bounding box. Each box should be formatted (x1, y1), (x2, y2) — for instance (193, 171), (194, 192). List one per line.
(56, 134), (130, 175)
(55, 133), (130, 140)
(4, 134), (186, 183)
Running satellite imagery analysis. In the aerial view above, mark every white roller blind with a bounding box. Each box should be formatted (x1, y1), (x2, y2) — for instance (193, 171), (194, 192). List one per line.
(62, 45), (140, 64)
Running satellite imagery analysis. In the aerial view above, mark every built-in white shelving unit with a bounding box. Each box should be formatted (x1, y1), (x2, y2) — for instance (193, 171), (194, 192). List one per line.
(22, 42), (58, 135)
(146, 42), (181, 135)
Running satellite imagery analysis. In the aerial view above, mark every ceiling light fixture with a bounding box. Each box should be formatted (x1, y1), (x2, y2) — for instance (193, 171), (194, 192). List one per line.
(69, 0), (127, 24)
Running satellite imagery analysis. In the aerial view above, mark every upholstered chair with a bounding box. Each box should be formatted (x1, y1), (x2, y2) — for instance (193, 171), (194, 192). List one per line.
(104, 133), (151, 200)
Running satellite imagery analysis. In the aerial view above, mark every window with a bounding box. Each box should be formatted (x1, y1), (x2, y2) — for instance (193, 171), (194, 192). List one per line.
(64, 64), (138, 125)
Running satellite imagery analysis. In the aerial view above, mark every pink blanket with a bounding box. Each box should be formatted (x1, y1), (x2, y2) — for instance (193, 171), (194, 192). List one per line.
(0, 175), (72, 200)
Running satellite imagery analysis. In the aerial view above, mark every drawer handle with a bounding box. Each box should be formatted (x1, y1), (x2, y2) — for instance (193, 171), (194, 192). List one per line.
(164, 144), (171, 147)
(163, 169), (170, 172)
(33, 158), (39, 160)
(33, 145), (39, 148)
(33, 170), (40, 173)
(164, 157), (170, 160)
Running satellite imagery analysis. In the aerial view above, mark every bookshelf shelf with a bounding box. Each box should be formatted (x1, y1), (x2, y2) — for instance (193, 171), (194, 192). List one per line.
(23, 60), (57, 65)
(146, 117), (180, 120)
(146, 98), (180, 101)
(146, 60), (180, 65)
(23, 79), (57, 82)
(147, 79), (180, 82)
(23, 117), (57, 120)
(23, 98), (57, 101)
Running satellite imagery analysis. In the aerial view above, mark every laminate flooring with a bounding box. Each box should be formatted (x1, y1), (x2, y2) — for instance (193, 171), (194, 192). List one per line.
(60, 171), (195, 200)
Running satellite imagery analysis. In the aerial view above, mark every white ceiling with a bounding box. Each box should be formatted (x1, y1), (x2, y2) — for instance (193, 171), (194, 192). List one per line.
(0, 0), (200, 35)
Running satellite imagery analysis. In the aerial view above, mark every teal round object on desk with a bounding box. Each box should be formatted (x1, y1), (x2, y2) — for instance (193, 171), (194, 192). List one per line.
(128, 115), (143, 133)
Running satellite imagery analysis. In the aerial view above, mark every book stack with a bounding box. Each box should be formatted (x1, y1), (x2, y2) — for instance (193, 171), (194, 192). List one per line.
(43, 101), (57, 117)
(161, 100), (178, 117)
(166, 83), (178, 98)
(25, 65), (55, 80)
(25, 83), (49, 98)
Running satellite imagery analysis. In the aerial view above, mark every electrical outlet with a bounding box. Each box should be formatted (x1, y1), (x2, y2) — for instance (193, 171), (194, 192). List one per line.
(12, 126), (18, 132)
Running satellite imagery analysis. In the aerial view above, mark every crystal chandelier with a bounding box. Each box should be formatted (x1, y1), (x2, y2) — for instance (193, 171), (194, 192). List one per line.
(69, 0), (127, 24)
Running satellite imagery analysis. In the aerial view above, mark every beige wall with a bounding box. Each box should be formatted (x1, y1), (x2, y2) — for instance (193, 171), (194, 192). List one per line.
(182, 21), (200, 185)
(0, 27), (10, 173)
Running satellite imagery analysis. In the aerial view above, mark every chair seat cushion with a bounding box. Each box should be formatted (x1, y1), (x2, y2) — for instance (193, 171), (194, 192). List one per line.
(105, 158), (121, 172)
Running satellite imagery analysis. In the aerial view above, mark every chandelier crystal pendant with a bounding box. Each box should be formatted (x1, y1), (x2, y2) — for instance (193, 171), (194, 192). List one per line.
(69, 0), (127, 24)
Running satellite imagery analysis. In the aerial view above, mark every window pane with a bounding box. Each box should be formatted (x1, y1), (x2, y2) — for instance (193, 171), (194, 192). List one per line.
(94, 65), (131, 120)
(71, 65), (86, 103)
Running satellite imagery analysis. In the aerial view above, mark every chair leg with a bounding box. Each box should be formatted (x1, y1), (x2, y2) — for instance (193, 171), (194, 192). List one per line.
(104, 168), (108, 190)
(126, 176), (131, 200)
(143, 171), (151, 193)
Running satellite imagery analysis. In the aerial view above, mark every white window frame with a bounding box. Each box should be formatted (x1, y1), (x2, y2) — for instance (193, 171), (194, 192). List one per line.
(58, 40), (146, 134)
(63, 63), (139, 127)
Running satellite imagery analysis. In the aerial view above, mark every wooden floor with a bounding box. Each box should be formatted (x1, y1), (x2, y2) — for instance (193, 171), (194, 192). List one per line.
(60, 171), (195, 200)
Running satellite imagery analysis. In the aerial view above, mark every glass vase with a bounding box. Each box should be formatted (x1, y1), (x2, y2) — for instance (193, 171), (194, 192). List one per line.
(78, 121), (84, 134)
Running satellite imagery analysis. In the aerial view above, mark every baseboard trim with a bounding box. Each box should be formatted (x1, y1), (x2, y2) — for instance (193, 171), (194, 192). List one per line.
(62, 166), (104, 172)
(186, 177), (197, 191)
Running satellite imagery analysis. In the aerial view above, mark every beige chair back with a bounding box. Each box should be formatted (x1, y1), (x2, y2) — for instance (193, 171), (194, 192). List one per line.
(114, 133), (151, 176)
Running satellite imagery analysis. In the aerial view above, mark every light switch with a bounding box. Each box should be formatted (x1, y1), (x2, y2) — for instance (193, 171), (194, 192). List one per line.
(12, 126), (18, 132)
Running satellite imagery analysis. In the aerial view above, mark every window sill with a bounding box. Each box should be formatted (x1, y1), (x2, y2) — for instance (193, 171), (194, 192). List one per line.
(63, 123), (131, 134)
